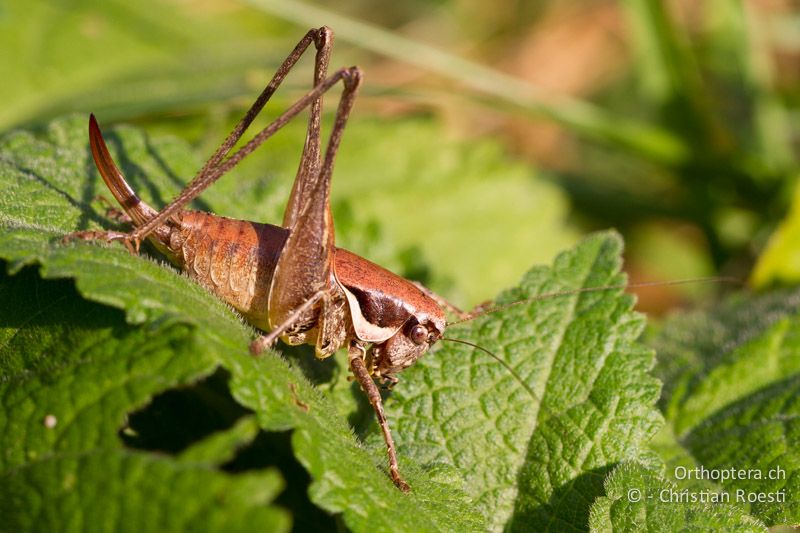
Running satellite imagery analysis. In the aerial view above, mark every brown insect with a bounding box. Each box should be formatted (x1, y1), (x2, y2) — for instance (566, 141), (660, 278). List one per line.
(69, 26), (733, 492)
(70, 26), (471, 492)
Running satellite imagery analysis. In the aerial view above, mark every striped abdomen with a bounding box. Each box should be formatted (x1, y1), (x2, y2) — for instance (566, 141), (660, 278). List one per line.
(158, 212), (289, 331)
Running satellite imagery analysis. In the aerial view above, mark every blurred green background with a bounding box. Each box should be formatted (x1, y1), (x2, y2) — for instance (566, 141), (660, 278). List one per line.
(3, 0), (799, 311)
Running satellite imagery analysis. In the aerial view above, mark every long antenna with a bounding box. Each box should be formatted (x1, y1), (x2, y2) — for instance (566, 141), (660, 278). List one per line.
(447, 276), (741, 326)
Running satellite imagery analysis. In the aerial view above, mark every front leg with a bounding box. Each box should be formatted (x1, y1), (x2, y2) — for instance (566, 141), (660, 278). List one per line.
(250, 287), (348, 357)
(348, 340), (410, 492)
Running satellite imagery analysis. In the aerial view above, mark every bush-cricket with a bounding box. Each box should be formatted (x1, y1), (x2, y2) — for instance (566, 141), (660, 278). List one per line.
(68, 27), (468, 491)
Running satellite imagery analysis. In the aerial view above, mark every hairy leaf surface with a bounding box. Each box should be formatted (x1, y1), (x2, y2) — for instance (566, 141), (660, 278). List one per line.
(651, 289), (800, 526)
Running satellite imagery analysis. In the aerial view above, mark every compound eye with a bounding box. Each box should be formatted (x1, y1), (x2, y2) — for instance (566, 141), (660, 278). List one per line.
(409, 324), (428, 345)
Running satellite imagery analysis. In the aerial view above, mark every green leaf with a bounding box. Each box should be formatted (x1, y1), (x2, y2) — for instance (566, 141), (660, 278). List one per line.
(685, 377), (800, 525)
(0, 267), (214, 470)
(589, 462), (766, 532)
(1, 450), (289, 533)
(388, 233), (662, 530)
(654, 289), (800, 434)
(651, 288), (800, 526)
(178, 416), (262, 465)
